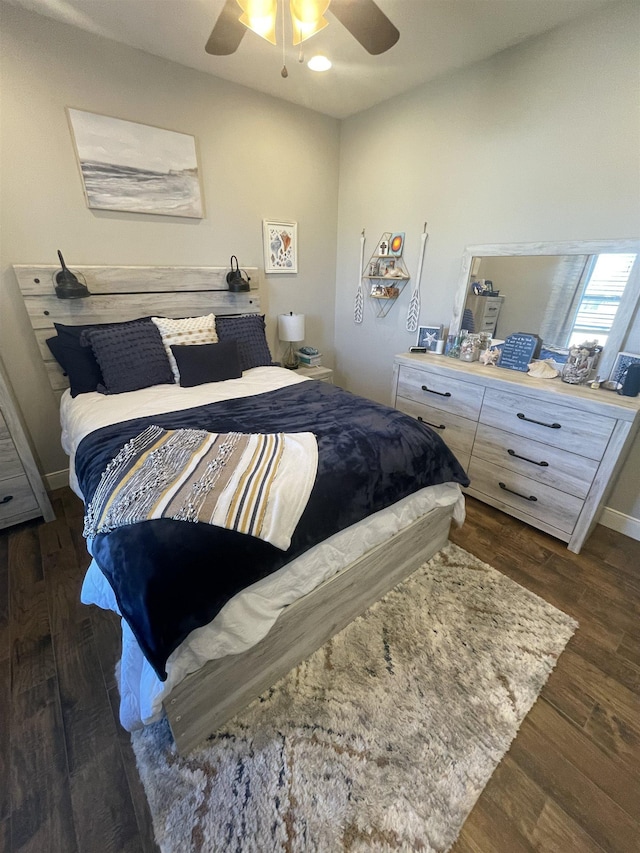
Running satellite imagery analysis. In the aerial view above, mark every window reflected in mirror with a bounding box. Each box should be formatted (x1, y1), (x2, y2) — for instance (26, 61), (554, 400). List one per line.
(567, 253), (636, 348)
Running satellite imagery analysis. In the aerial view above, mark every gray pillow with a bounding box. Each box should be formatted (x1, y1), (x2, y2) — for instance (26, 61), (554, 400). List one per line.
(81, 321), (174, 394)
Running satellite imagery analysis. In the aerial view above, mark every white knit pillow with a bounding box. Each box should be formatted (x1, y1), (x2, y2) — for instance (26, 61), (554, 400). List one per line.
(151, 314), (218, 381)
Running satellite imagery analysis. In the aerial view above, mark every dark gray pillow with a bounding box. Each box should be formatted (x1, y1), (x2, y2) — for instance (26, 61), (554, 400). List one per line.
(170, 341), (242, 387)
(81, 321), (174, 394)
(215, 314), (274, 372)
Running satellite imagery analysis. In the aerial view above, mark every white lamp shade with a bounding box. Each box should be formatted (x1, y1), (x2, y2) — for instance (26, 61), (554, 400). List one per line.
(278, 312), (305, 342)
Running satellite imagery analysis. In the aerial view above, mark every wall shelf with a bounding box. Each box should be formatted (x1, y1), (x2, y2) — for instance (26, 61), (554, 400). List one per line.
(363, 232), (410, 317)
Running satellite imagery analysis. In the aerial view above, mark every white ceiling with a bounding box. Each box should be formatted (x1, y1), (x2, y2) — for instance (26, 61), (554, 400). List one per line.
(6, 0), (612, 118)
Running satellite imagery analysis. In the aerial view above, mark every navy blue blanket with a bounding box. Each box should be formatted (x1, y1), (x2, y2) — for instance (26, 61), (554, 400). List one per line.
(77, 381), (469, 679)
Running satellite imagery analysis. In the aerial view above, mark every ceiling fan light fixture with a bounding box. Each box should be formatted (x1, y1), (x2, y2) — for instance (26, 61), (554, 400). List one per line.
(290, 0), (329, 46)
(237, 0), (277, 45)
(307, 54), (332, 71)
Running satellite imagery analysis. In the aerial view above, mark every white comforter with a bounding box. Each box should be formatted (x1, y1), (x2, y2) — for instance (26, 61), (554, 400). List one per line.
(64, 367), (465, 730)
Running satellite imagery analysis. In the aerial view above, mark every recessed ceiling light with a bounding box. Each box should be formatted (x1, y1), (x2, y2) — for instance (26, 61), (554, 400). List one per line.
(307, 55), (332, 72)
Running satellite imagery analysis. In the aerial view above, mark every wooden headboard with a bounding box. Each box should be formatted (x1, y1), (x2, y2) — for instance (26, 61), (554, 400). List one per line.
(13, 264), (263, 395)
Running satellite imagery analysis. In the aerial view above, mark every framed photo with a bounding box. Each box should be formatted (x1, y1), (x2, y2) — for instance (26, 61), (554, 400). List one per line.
(609, 351), (640, 386)
(66, 108), (203, 218)
(389, 232), (405, 256)
(417, 325), (444, 351)
(263, 220), (298, 273)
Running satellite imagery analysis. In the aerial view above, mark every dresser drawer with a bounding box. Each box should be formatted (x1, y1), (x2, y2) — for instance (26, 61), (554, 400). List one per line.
(0, 437), (24, 479)
(478, 317), (499, 333)
(473, 424), (598, 499)
(480, 301), (501, 319)
(397, 365), (484, 421)
(467, 457), (583, 534)
(396, 398), (477, 457)
(480, 388), (615, 460)
(0, 474), (39, 525)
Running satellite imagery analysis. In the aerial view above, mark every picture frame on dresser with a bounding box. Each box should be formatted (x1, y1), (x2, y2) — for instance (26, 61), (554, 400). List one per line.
(610, 351), (640, 387)
(416, 325), (443, 351)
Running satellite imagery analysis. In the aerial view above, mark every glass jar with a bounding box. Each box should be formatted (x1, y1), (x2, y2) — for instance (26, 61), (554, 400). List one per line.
(561, 341), (602, 385)
(477, 332), (492, 358)
(459, 333), (480, 362)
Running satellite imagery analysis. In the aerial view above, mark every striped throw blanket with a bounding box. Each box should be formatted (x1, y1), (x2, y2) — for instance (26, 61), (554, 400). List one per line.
(83, 425), (318, 550)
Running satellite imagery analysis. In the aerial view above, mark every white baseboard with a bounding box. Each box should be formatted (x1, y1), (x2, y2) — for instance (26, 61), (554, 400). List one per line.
(44, 469), (69, 491)
(599, 506), (640, 542)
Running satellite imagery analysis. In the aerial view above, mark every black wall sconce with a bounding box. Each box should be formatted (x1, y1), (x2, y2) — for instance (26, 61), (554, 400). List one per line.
(226, 255), (251, 293)
(54, 250), (90, 299)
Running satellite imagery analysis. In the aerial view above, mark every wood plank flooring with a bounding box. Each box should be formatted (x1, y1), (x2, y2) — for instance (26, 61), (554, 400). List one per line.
(1, 488), (639, 852)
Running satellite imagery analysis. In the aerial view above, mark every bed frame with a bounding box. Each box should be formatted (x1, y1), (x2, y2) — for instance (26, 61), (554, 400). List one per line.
(14, 264), (459, 755)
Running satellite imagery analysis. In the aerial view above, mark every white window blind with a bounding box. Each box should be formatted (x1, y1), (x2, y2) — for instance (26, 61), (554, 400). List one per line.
(568, 253), (636, 347)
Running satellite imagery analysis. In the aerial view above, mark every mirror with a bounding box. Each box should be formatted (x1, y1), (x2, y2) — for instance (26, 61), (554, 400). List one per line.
(450, 240), (640, 379)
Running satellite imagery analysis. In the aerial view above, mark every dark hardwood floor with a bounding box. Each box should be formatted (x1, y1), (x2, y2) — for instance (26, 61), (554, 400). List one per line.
(1, 488), (639, 852)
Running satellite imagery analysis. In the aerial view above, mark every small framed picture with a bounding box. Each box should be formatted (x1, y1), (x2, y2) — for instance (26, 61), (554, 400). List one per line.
(263, 220), (298, 273)
(389, 232), (405, 256)
(417, 325), (444, 351)
(377, 237), (390, 256)
(610, 351), (640, 386)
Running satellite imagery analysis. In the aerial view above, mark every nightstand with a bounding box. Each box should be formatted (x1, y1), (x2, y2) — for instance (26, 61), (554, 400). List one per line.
(297, 365), (333, 384)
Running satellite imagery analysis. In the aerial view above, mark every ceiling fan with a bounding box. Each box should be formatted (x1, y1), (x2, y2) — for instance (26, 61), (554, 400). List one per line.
(205, 0), (400, 57)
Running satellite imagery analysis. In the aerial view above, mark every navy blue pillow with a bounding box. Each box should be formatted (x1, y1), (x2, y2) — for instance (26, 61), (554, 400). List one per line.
(81, 321), (174, 395)
(215, 314), (274, 371)
(46, 331), (103, 397)
(170, 341), (242, 387)
(48, 318), (155, 396)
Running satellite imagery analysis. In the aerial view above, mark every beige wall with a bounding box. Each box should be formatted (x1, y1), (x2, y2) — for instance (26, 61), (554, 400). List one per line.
(0, 4), (340, 477)
(334, 0), (640, 523)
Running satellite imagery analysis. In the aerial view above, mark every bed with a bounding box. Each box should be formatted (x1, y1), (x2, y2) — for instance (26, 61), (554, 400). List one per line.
(15, 264), (468, 754)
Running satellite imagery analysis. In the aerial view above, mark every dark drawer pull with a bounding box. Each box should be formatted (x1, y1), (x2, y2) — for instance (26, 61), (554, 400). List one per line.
(417, 416), (446, 431)
(499, 482), (537, 502)
(517, 412), (561, 429)
(1, 495), (14, 505)
(507, 448), (549, 467)
(421, 384), (451, 398)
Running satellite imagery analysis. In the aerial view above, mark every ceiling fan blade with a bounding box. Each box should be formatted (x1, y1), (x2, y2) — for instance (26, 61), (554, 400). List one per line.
(205, 0), (247, 55)
(330, 0), (399, 55)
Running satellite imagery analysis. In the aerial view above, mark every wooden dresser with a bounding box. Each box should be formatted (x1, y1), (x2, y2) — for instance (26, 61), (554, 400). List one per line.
(392, 352), (640, 553)
(0, 357), (54, 529)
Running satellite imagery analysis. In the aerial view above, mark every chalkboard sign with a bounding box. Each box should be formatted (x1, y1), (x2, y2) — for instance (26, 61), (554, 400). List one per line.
(498, 333), (540, 372)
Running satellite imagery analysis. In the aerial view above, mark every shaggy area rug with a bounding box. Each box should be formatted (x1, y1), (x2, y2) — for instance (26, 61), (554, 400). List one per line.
(132, 543), (577, 852)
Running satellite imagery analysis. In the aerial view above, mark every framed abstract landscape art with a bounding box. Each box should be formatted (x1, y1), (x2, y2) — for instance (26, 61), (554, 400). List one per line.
(66, 109), (204, 218)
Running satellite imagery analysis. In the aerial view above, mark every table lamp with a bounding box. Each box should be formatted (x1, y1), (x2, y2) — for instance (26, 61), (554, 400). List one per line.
(278, 312), (305, 369)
